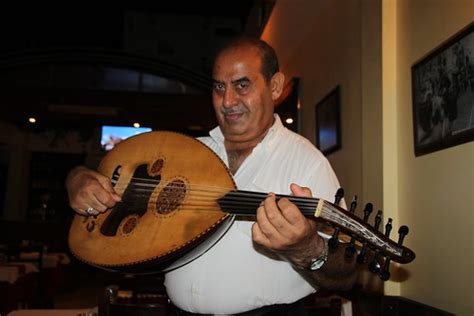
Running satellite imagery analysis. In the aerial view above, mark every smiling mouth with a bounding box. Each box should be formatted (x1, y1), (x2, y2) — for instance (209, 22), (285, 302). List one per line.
(224, 112), (245, 123)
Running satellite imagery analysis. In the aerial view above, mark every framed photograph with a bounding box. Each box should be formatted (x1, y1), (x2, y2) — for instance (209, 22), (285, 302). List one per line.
(315, 85), (341, 155)
(411, 22), (474, 156)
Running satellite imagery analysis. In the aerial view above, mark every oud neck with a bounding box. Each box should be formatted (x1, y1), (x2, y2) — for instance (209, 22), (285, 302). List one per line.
(217, 190), (321, 217)
(217, 189), (413, 263)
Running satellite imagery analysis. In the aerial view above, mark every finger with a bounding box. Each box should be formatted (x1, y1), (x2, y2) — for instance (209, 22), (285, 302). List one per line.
(251, 222), (272, 248)
(290, 183), (312, 198)
(89, 196), (110, 213)
(256, 202), (279, 236)
(82, 175), (119, 211)
(74, 183), (107, 212)
(74, 207), (90, 216)
(257, 195), (295, 245)
(255, 201), (284, 245)
(97, 175), (121, 202)
(277, 198), (307, 226)
(70, 194), (96, 215)
(93, 185), (120, 209)
(262, 193), (292, 232)
(84, 207), (100, 216)
(74, 204), (100, 217)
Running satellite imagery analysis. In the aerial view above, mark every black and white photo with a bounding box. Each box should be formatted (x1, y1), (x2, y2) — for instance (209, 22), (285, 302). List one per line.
(412, 22), (474, 156)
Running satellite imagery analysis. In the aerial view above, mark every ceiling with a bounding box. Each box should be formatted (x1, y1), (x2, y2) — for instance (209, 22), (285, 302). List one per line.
(0, 2), (275, 136)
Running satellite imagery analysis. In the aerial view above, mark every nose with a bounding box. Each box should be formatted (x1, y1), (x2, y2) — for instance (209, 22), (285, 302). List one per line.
(222, 88), (238, 108)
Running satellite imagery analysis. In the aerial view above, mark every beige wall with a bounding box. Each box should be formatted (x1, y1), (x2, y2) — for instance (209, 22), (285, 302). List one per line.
(264, 0), (473, 315)
(262, 0), (368, 204)
(386, 0), (473, 315)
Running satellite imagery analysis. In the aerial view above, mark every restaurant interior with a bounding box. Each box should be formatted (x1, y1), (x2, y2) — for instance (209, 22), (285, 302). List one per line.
(0, 1), (471, 316)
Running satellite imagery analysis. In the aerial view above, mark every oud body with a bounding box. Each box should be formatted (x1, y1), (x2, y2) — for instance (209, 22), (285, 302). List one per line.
(69, 131), (234, 271)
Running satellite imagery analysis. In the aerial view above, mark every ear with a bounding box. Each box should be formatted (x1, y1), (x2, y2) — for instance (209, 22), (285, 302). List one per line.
(270, 72), (285, 100)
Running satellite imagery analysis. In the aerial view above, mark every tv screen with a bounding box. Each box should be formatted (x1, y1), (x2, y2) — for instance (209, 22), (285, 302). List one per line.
(101, 125), (152, 151)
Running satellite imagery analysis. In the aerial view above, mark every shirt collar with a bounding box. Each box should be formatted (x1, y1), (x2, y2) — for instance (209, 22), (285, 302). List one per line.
(208, 114), (284, 150)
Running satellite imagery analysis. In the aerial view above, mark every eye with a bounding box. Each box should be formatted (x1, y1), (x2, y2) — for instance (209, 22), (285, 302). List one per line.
(213, 82), (225, 91)
(236, 81), (250, 90)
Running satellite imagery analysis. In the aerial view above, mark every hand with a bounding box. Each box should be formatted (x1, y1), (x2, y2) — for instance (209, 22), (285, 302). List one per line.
(66, 166), (121, 216)
(252, 183), (325, 268)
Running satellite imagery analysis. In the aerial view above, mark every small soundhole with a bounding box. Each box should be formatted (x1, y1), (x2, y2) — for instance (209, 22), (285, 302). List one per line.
(86, 220), (96, 232)
(156, 180), (187, 215)
(122, 216), (139, 234)
(150, 159), (164, 175)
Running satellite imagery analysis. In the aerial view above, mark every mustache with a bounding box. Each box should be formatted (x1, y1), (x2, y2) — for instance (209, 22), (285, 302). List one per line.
(220, 105), (249, 115)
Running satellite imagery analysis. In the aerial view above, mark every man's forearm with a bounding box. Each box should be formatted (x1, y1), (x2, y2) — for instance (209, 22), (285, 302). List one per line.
(293, 237), (357, 290)
(298, 243), (358, 291)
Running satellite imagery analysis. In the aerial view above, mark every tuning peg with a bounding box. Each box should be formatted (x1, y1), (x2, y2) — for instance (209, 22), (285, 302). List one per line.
(368, 254), (381, 273)
(328, 225), (340, 250)
(328, 233), (340, 250)
(357, 244), (368, 264)
(334, 188), (344, 205)
(380, 257), (391, 281)
(362, 210), (381, 267)
(349, 195), (357, 213)
(344, 196), (358, 259)
(345, 243), (356, 259)
(328, 189), (345, 250)
(362, 203), (373, 222)
(385, 218), (393, 237)
(356, 203), (373, 264)
(369, 217), (393, 273)
(374, 210), (382, 230)
(398, 225), (409, 244)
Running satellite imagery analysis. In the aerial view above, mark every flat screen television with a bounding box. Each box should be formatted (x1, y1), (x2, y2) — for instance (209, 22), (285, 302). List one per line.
(101, 125), (152, 151)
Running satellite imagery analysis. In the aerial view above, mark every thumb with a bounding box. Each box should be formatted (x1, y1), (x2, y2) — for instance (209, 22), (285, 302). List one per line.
(290, 183), (312, 198)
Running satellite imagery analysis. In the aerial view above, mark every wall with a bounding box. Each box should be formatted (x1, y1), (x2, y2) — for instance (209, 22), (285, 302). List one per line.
(386, 0), (473, 315)
(264, 0), (473, 314)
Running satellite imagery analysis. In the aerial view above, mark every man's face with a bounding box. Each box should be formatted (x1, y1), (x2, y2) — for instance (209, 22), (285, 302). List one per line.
(212, 46), (280, 145)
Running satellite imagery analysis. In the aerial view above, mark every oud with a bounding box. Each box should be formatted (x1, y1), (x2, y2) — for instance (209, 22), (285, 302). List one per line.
(68, 131), (415, 279)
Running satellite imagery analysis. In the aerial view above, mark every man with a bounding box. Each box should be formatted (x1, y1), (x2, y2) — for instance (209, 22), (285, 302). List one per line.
(66, 38), (357, 315)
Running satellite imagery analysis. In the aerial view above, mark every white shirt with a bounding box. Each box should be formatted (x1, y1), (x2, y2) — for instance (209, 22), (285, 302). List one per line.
(165, 115), (343, 314)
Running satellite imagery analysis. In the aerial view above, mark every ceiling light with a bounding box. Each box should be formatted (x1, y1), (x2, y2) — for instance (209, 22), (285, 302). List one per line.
(133, 122), (141, 128)
(28, 117), (36, 124)
(285, 118), (294, 124)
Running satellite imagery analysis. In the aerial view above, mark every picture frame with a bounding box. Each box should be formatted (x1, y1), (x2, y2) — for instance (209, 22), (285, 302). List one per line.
(411, 22), (474, 156)
(315, 85), (341, 155)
